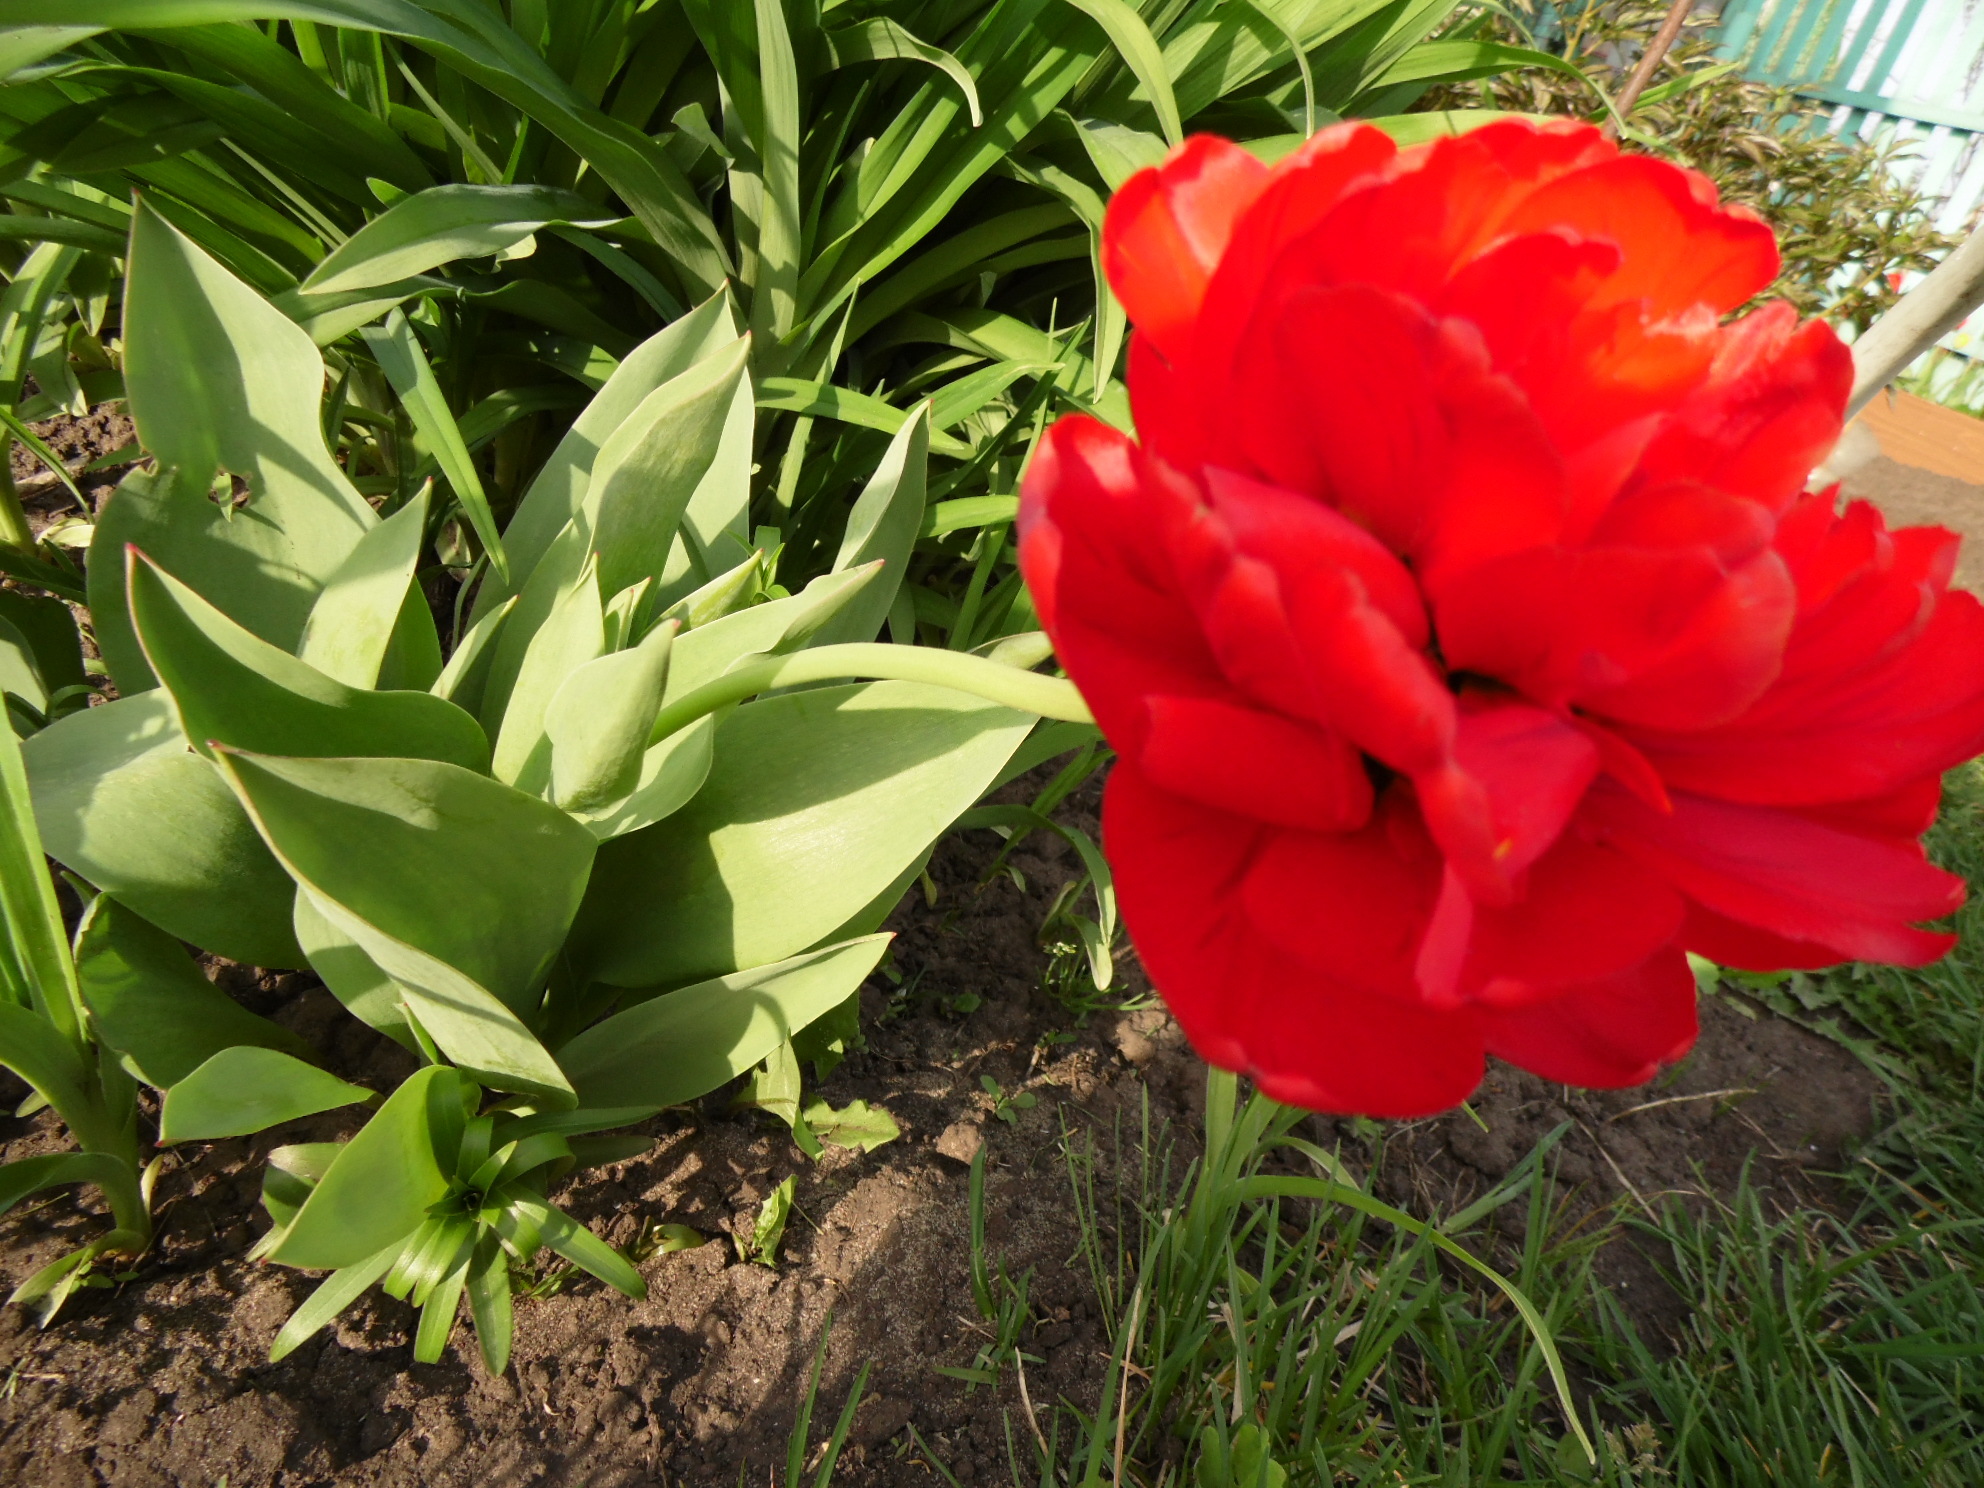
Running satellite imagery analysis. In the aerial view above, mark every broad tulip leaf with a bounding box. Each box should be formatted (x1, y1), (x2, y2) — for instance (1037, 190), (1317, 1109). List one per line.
(655, 371), (755, 610)
(75, 894), (314, 1088)
(662, 564), (880, 703)
(484, 290), (737, 617)
(303, 183), (614, 296)
(587, 334), (751, 601)
(0, 700), (78, 1035)
(215, 750), (590, 1105)
(0, 1001), (92, 1126)
(296, 487), (430, 689)
(128, 550), (490, 774)
(807, 406), (929, 648)
(0, 589), (83, 697)
(574, 682), (1031, 987)
(292, 894), (415, 1050)
(91, 206), (374, 691)
(0, 619), (47, 718)
(490, 551), (605, 787)
(569, 712), (716, 841)
(22, 692), (304, 967)
(559, 936), (891, 1108)
(0, 1152), (136, 1224)
(546, 621), (675, 811)
(268, 1064), (458, 1271)
(431, 595), (515, 718)
(160, 1047), (372, 1143)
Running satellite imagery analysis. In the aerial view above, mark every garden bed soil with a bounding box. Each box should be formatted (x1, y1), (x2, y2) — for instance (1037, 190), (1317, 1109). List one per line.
(0, 406), (1902, 1484)
(0, 808), (1884, 1488)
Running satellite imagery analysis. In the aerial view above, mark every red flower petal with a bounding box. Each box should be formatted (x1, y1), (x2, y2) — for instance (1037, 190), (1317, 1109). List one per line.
(1416, 699), (1601, 906)
(1140, 693), (1373, 832)
(1102, 136), (1269, 361)
(1631, 306), (1851, 512)
(1018, 417), (1225, 754)
(1106, 765), (1486, 1117)
(1588, 784), (1964, 965)
(1479, 947), (1699, 1087)
(1496, 154), (1779, 318)
(1465, 837), (1685, 1002)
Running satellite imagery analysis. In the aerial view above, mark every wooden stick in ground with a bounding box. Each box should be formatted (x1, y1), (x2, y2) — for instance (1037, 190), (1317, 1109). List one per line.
(1847, 227), (1984, 419)
(1602, 0), (1698, 138)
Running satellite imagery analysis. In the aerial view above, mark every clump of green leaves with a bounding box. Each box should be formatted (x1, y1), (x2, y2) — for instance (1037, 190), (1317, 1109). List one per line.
(6, 199), (1091, 1361)
(1431, 0), (1957, 334)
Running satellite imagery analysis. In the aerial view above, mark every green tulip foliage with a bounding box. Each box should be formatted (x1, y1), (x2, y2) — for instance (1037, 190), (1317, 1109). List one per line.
(9, 205), (1091, 1362)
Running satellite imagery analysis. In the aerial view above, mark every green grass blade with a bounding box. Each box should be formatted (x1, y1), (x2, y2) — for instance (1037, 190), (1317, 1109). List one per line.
(359, 308), (509, 583)
(1064, 0), (1184, 145)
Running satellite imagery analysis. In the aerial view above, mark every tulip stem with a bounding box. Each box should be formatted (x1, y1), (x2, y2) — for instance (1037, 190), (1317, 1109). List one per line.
(647, 641), (1094, 744)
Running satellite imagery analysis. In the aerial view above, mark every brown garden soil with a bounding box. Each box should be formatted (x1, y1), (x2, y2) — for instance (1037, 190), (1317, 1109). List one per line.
(0, 407), (1922, 1486)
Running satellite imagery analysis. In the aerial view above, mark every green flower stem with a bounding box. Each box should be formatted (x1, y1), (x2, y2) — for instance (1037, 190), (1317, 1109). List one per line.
(648, 642), (1093, 746)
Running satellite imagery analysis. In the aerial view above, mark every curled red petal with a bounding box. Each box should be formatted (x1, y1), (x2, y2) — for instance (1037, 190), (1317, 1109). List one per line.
(1102, 136), (1269, 361)
(1018, 417), (1224, 755)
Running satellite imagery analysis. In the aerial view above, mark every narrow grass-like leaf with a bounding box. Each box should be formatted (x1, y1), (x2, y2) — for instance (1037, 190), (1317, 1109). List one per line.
(360, 310), (508, 583)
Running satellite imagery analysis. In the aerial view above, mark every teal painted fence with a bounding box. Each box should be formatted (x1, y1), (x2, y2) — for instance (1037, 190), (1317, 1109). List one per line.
(1715, 0), (1984, 231)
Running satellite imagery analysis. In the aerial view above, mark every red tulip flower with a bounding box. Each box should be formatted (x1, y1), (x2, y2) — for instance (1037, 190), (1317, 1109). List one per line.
(1017, 120), (1984, 1117)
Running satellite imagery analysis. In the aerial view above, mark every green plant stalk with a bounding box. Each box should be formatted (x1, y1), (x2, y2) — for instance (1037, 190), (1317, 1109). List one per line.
(646, 642), (1092, 746)
(0, 459), (33, 551)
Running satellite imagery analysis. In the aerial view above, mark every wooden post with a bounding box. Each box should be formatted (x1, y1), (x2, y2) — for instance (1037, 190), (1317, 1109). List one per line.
(1848, 228), (1984, 419)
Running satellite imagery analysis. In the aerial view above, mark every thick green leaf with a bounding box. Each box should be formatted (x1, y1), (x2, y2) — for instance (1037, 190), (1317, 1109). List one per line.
(0, 1152), (133, 1221)
(560, 934), (888, 1115)
(91, 205), (373, 691)
(465, 1234), (513, 1374)
(574, 682), (1030, 987)
(486, 290), (736, 616)
(296, 487), (430, 690)
(490, 550), (604, 787)
(258, 1142), (341, 1238)
(292, 893), (415, 1049)
(75, 894), (314, 1088)
(267, 1063), (457, 1271)
(0, 589), (83, 696)
(807, 406), (929, 648)
(128, 550), (490, 773)
(215, 750), (589, 1104)
(568, 710), (715, 841)
(0, 702), (80, 1038)
(22, 692), (305, 968)
(499, 1193), (645, 1298)
(0, 1000), (91, 1128)
(160, 1046), (371, 1143)
(662, 565), (879, 703)
(431, 595), (514, 717)
(304, 182), (612, 295)
(546, 620), (674, 812)
(588, 333), (750, 600)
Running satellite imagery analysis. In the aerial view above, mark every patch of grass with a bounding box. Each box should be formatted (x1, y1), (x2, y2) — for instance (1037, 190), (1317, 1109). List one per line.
(905, 766), (1984, 1486)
